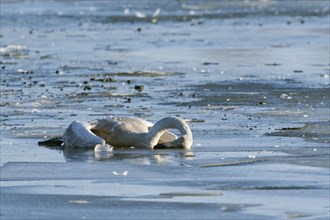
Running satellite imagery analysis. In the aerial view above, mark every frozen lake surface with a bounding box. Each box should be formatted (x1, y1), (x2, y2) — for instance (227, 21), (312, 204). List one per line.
(1, 0), (329, 219)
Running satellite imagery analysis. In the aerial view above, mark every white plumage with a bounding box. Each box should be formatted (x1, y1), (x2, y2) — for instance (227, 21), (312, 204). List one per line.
(63, 116), (193, 150)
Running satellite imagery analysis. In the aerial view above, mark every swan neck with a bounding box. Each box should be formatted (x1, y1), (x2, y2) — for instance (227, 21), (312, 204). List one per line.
(146, 117), (192, 149)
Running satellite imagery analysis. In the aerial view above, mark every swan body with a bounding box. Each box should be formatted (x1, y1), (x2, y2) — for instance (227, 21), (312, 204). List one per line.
(63, 116), (193, 149)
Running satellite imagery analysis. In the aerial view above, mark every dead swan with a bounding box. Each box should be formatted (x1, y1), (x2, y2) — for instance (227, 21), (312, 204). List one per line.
(62, 116), (193, 149)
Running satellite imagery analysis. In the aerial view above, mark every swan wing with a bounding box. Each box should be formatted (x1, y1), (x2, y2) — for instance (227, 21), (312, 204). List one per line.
(90, 118), (120, 143)
(118, 117), (178, 144)
(90, 117), (178, 147)
(116, 117), (151, 133)
(91, 117), (149, 133)
(90, 117), (148, 147)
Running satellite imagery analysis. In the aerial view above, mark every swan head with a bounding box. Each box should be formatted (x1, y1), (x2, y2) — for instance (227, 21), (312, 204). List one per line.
(154, 134), (192, 149)
(148, 117), (193, 149)
(177, 134), (193, 149)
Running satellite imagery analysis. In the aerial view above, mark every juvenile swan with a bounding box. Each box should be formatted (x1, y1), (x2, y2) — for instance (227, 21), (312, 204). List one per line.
(63, 116), (193, 149)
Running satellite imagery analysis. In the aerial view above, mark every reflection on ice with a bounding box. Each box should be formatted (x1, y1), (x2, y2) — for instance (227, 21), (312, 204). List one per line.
(93, 142), (114, 160)
(61, 145), (195, 165)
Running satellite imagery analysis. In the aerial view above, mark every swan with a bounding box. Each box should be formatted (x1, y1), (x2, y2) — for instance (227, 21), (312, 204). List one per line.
(62, 116), (193, 149)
